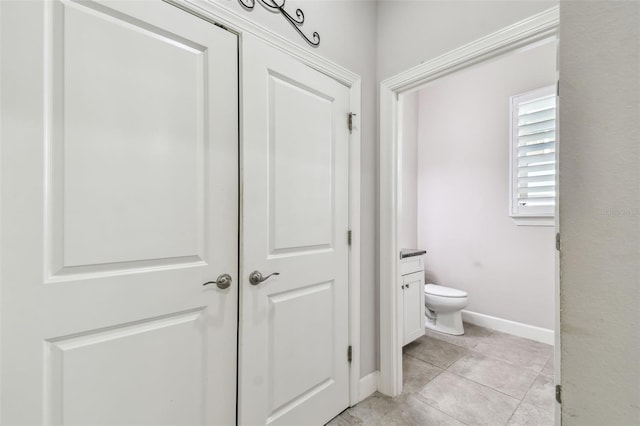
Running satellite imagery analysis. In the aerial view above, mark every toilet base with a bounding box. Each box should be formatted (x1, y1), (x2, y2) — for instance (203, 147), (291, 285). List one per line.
(425, 311), (465, 335)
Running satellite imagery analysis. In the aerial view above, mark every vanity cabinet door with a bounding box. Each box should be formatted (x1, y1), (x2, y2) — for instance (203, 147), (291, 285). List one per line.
(402, 271), (426, 345)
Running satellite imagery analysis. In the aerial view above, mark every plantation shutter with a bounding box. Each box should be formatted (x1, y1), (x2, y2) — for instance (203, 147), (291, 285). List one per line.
(510, 86), (557, 217)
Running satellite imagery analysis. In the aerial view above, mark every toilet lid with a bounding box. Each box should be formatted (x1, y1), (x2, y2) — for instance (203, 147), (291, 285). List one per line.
(424, 284), (467, 298)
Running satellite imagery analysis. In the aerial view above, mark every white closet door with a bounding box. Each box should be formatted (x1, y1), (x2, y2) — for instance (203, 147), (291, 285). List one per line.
(0, 1), (238, 425)
(239, 35), (351, 426)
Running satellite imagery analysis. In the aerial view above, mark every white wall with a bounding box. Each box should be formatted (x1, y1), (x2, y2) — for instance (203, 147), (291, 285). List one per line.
(559, 2), (640, 424)
(416, 41), (557, 330)
(399, 92), (418, 250)
(211, 0), (380, 376)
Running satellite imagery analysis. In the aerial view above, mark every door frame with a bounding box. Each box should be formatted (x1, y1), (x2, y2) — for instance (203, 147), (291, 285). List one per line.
(164, 0), (363, 406)
(377, 4), (559, 403)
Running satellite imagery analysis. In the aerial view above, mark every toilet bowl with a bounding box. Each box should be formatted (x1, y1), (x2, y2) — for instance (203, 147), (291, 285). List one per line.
(424, 284), (469, 335)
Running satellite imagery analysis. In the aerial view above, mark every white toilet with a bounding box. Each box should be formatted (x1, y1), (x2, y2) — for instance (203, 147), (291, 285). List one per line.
(424, 284), (469, 335)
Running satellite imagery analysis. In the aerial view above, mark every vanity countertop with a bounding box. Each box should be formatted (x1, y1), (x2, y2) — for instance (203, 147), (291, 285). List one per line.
(400, 249), (427, 259)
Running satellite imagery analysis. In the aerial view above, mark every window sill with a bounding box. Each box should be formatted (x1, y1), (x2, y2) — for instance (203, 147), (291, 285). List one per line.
(510, 216), (555, 227)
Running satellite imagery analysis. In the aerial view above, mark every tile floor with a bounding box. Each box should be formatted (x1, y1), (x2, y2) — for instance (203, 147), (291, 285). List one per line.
(328, 323), (555, 426)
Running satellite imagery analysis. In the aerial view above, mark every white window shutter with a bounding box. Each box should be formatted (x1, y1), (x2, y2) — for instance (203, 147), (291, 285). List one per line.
(510, 85), (557, 219)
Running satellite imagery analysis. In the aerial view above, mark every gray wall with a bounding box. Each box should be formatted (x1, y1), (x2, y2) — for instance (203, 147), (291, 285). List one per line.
(559, 1), (640, 424)
(377, 1), (558, 81)
(215, 0), (561, 377)
(211, 0), (380, 376)
(399, 92), (419, 250)
(416, 41), (557, 330)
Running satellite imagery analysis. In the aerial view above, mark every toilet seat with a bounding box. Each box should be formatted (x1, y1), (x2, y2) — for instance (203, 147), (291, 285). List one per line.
(425, 283), (467, 298)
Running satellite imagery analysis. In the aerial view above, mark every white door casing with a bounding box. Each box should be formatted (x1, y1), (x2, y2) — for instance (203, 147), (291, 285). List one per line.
(0, 1), (238, 424)
(239, 34), (352, 425)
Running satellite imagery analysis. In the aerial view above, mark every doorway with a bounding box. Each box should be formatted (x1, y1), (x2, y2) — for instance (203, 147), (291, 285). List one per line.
(378, 5), (561, 425)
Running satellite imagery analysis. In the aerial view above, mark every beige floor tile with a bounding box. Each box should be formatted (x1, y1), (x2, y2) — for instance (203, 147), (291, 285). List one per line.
(424, 323), (493, 349)
(346, 392), (402, 424)
(448, 352), (538, 399)
(381, 394), (465, 426)
(418, 371), (520, 426)
(485, 332), (553, 356)
(472, 333), (552, 373)
(522, 374), (555, 413)
(404, 335), (470, 369)
(506, 402), (554, 426)
(346, 329), (556, 426)
(402, 355), (443, 394)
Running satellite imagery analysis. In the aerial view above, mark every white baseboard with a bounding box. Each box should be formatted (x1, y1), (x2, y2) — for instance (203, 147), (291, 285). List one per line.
(357, 371), (378, 403)
(462, 310), (554, 345)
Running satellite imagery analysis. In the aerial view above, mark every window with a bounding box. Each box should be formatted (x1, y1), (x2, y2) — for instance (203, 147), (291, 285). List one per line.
(509, 85), (557, 224)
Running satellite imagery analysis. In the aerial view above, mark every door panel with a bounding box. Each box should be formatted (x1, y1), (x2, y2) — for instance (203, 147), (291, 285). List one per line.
(268, 73), (334, 254)
(402, 272), (425, 345)
(60, 0), (206, 268)
(0, 1), (238, 425)
(47, 309), (206, 426)
(52, 0), (207, 272)
(268, 282), (334, 412)
(240, 35), (351, 426)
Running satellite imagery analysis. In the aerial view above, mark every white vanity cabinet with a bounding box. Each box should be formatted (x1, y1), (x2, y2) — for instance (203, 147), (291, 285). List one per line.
(400, 254), (426, 345)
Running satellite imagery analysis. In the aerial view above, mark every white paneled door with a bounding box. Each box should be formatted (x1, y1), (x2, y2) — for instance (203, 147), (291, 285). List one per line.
(240, 35), (352, 426)
(1, 1), (238, 425)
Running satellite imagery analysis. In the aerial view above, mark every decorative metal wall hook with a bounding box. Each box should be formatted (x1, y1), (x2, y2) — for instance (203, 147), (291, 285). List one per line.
(237, 0), (320, 47)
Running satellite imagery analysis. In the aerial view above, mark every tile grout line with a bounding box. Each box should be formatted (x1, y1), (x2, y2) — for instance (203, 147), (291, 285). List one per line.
(409, 391), (472, 426)
(513, 376), (543, 423)
(403, 351), (476, 426)
(504, 370), (549, 425)
(464, 347), (546, 375)
(404, 351), (449, 372)
(443, 365), (524, 403)
(433, 342), (524, 426)
(442, 368), (522, 426)
(411, 360), (520, 426)
(415, 329), (547, 401)
(403, 351), (450, 393)
(504, 398), (524, 426)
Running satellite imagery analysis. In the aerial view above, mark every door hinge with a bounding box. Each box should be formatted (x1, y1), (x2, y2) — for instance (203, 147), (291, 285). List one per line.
(348, 112), (357, 133)
(347, 345), (352, 363)
(556, 232), (561, 251)
(556, 384), (562, 404)
(556, 80), (560, 97)
(347, 230), (352, 246)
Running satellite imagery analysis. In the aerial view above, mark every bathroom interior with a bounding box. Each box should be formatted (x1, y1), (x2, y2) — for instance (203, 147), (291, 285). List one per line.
(393, 36), (558, 423)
